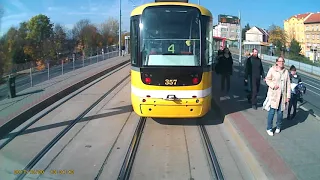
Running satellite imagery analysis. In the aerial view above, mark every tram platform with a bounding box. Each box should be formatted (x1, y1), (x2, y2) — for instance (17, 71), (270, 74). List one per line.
(0, 55), (130, 138)
(212, 67), (320, 180)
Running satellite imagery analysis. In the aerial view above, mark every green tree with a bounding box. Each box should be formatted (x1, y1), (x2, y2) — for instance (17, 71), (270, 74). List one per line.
(242, 23), (250, 41)
(26, 14), (54, 61)
(289, 38), (302, 56)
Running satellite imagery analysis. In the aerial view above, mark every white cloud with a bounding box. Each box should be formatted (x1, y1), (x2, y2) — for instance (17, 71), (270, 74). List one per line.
(2, 13), (28, 21)
(47, 6), (67, 11)
(63, 23), (74, 30)
(10, 0), (30, 12)
(90, 7), (98, 11)
(66, 12), (109, 15)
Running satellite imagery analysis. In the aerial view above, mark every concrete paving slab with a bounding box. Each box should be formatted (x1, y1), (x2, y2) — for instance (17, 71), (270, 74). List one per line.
(95, 112), (141, 180)
(129, 118), (193, 180)
(211, 67), (320, 180)
(204, 114), (254, 180)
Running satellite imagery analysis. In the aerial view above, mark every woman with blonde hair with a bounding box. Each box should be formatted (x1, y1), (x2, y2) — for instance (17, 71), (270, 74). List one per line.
(264, 56), (291, 136)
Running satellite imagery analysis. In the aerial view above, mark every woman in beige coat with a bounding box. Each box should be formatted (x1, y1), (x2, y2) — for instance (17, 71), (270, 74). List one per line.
(265, 56), (291, 136)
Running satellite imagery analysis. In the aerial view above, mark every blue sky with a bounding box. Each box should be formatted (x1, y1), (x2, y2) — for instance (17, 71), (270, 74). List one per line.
(1, 0), (320, 36)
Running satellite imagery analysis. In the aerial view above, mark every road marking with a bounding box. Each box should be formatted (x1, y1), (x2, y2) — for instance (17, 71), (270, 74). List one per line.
(305, 79), (320, 87)
(304, 82), (320, 91)
(305, 88), (320, 96)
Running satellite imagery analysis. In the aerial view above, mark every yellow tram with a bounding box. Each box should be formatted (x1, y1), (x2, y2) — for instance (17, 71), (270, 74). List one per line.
(130, 0), (217, 118)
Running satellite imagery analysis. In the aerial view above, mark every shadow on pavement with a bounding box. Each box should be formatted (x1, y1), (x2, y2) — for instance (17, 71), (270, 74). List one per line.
(282, 107), (309, 130)
(152, 99), (224, 126)
(3, 104), (133, 138)
(16, 89), (44, 97)
(213, 65), (311, 130)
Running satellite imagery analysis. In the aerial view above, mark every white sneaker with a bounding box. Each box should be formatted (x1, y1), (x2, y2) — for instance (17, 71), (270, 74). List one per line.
(275, 128), (281, 134)
(266, 129), (274, 136)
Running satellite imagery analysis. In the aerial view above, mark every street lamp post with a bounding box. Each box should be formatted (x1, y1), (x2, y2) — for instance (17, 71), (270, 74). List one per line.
(238, 11), (242, 66)
(119, 0), (122, 57)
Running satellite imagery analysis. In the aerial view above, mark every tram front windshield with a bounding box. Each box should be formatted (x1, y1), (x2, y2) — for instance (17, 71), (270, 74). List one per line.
(140, 6), (201, 67)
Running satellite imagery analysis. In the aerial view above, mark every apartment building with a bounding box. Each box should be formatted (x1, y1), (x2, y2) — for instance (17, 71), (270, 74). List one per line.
(284, 13), (312, 55)
(213, 23), (240, 40)
(304, 12), (320, 61)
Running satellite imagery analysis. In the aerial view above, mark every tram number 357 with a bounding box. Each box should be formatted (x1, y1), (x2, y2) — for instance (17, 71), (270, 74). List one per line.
(165, 79), (177, 85)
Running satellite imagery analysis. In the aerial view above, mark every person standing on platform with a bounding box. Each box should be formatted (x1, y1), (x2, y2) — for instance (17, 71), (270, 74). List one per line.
(265, 56), (291, 136)
(287, 65), (304, 120)
(216, 47), (233, 93)
(244, 48), (265, 110)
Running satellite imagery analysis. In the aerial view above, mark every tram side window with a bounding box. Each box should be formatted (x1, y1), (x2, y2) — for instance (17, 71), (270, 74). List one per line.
(206, 20), (213, 66)
(130, 17), (139, 65)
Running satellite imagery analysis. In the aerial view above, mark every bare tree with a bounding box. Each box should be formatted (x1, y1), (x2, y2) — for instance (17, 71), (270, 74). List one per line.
(72, 19), (92, 56)
(0, 5), (4, 34)
(54, 23), (67, 54)
(101, 17), (119, 46)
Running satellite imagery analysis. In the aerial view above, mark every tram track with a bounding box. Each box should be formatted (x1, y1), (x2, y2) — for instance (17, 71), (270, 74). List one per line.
(25, 79), (137, 180)
(199, 124), (224, 180)
(116, 116), (225, 180)
(7, 64), (131, 180)
(117, 117), (147, 180)
(0, 62), (130, 150)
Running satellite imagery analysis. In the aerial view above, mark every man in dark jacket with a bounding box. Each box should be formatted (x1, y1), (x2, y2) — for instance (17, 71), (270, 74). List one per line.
(244, 48), (265, 110)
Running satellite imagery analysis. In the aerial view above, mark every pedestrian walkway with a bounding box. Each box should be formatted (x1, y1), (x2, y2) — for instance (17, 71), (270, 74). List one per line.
(212, 67), (320, 180)
(0, 55), (130, 138)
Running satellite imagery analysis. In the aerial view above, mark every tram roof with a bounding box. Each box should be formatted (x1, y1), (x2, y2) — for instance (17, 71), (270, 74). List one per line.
(130, 2), (212, 17)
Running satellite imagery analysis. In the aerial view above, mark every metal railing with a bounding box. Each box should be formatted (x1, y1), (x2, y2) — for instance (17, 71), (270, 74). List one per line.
(0, 46), (122, 100)
(229, 48), (320, 77)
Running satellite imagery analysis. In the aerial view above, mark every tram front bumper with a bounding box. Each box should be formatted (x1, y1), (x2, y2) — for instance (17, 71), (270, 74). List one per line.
(131, 94), (211, 118)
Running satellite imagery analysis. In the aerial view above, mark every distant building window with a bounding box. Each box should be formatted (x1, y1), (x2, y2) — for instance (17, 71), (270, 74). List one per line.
(307, 35), (309, 39)
(306, 26), (309, 31)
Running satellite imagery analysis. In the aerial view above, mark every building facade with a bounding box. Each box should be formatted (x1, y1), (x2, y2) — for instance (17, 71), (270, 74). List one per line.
(213, 23), (240, 41)
(304, 12), (320, 61)
(284, 13), (312, 55)
(245, 26), (269, 42)
(243, 27), (271, 56)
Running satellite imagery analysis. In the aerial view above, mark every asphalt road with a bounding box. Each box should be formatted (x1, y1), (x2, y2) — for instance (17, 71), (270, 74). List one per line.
(0, 51), (118, 101)
(232, 54), (320, 118)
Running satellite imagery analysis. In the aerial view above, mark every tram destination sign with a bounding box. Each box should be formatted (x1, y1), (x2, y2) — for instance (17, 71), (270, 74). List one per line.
(155, 0), (188, 2)
(218, 14), (240, 24)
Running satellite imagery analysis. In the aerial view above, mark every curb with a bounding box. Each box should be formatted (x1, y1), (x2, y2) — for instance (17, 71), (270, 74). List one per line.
(211, 97), (269, 180)
(0, 58), (130, 139)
